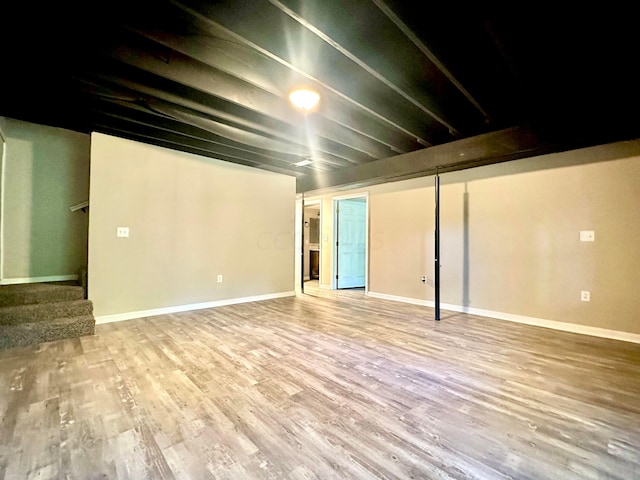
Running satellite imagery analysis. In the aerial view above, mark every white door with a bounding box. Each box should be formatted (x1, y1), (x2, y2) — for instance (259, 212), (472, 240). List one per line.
(336, 197), (366, 289)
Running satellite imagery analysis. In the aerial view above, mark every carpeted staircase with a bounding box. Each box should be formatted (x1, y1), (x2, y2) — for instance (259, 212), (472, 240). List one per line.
(0, 282), (95, 350)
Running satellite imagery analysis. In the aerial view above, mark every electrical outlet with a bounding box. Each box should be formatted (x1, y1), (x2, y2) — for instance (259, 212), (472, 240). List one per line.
(581, 290), (591, 301)
(217, 275), (223, 283)
(580, 230), (595, 242)
(421, 275), (426, 283)
(116, 227), (129, 238)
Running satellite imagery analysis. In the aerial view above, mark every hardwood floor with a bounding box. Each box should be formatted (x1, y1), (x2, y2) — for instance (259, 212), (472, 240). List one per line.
(1, 289), (639, 479)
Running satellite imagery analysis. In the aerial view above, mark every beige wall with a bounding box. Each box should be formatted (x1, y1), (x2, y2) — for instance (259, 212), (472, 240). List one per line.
(308, 140), (640, 335)
(4, 116), (639, 336)
(88, 133), (296, 317)
(0, 117), (90, 282)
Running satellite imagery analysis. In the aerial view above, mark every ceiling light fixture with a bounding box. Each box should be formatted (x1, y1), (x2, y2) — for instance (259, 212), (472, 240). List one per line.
(293, 158), (313, 167)
(289, 88), (320, 111)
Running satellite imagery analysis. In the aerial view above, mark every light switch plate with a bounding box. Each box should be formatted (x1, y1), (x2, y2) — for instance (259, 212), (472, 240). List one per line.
(117, 227), (129, 238)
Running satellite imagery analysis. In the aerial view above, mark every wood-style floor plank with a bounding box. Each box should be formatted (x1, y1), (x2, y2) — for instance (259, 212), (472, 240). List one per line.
(1, 285), (639, 479)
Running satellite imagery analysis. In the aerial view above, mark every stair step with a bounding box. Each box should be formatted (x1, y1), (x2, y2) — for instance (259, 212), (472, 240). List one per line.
(0, 283), (85, 307)
(0, 299), (93, 326)
(0, 315), (96, 350)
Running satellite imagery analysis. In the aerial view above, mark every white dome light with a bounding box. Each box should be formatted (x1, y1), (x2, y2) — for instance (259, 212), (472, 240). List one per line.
(289, 88), (320, 111)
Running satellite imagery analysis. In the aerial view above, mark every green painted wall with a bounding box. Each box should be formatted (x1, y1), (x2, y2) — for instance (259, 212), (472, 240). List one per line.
(0, 117), (90, 282)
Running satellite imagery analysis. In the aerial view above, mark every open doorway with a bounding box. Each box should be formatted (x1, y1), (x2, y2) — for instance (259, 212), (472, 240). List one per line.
(303, 201), (321, 291)
(0, 129), (4, 284)
(333, 194), (367, 291)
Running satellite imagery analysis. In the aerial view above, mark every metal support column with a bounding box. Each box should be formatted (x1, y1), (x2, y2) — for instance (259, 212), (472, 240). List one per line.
(435, 172), (441, 320)
(301, 193), (305, 294)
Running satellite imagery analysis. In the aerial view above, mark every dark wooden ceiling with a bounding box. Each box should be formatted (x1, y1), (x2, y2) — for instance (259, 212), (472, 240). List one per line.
(2, 2), (639, 192)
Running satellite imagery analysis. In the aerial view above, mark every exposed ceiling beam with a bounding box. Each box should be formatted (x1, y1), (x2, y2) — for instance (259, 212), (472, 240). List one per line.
(268, 0), (462, 137)
(77, 73), (361, 167)
(297, 125), (603, 193)
(171, 0), (439, 147)
(123, 24), (421, 155)
(371, 0), (491, 123)
(87, 100), (325, 172)
(100, 33), (399, 161)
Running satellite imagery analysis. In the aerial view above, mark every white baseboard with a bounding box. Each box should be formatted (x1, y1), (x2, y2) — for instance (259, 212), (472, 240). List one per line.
(1, 274), (79, 285)
(367, 291), (431, 307)
(366, 291), (640, 345)
(95, 291), (296, 325)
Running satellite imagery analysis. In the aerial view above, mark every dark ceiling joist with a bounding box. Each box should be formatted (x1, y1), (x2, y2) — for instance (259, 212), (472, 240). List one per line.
(121, 23), (422, 155)
(77, 73), (361, 168)
(101, 35), (398, 161)
(267, 0), (461, 137)
(371, 0), (490, 123)
(117, 33), (405, 160)
(3, 0), (639, 188)
(171, 0), (443, 147)
(87, 101), (322, 172)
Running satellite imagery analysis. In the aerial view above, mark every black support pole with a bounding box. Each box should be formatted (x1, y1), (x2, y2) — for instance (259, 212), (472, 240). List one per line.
(435, 172), (441, 320)
(301, 193), (305, 294)
(335, 202), (339, 290)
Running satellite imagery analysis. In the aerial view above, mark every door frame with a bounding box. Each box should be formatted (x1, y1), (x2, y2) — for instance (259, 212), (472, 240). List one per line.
(332, 192), (369, 292)
(0, 128), (5, 285)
